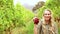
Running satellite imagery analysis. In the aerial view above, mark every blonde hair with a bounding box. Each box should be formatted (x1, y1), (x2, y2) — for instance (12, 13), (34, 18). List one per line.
(42, 9), (54, 26)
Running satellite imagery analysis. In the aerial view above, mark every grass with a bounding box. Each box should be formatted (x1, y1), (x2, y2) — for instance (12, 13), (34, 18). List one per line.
(11, 19), (34, 34)
(58, 27), (60, 34)
(11, 20), (60, 34)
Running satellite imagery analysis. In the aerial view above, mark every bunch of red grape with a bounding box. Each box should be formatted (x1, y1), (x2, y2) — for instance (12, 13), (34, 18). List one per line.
(33, 17), (39, 24)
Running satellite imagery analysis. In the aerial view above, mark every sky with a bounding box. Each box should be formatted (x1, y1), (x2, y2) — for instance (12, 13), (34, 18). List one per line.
(14, 0), (46, 6)
(14, 0), (46, 10)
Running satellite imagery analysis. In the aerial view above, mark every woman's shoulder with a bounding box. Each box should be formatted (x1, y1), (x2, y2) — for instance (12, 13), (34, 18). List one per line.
(52, 21), (58, 27)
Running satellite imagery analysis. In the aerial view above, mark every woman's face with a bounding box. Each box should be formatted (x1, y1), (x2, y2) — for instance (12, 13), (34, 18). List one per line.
(43, 10), (51, 21)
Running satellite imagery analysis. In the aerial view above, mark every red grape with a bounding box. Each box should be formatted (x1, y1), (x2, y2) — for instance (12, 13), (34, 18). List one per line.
(33, 17), (39, 24)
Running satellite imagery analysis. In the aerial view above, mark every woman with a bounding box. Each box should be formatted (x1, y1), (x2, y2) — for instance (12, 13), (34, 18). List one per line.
(34, 9), (58, 34)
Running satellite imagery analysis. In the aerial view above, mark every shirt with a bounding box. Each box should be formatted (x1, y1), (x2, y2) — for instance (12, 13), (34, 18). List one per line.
(37, 20), (58, 34)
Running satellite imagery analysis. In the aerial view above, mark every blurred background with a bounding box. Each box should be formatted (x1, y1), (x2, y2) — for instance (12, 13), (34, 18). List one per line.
(0, 0), (60, 34)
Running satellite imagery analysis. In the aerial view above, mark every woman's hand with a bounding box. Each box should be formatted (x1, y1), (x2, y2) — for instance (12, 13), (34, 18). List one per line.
(33, 17), (39, 24)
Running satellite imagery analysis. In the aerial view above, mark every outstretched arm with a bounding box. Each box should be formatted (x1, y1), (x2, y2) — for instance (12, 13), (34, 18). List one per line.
(33, 17), (39, 34)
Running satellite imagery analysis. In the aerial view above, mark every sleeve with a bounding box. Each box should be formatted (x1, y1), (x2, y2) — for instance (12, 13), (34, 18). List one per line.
(37, 20), (42, 34)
